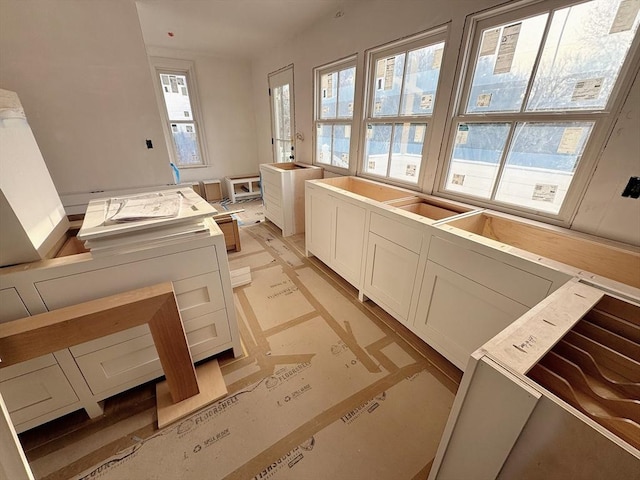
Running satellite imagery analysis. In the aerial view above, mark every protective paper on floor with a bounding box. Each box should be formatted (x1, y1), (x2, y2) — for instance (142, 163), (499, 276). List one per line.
(64, 223), (455, 480)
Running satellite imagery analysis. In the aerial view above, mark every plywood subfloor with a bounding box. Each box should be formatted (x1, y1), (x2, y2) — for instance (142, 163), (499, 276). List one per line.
(20, 221), (461, 480)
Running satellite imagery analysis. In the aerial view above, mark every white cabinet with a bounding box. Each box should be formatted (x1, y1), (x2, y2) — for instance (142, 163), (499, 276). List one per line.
(0, 219), (241, 431)
(305, 183), (367, 289)
(260, 162), (322, 237)
(363, 211), (424, 324)
(0, 356), (79, 427)
(305, 183), (333, 264)
(430, 282), (640, 479)
(414, 234), (570, 370)
(331, 196), (367, 287)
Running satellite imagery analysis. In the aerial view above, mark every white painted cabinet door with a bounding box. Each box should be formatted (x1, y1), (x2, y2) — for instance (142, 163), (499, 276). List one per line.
(305, 185), (333, 264)
(363, 233), (419, 324)
(330, 196), (367, 288)
(414, 261), (530, 370)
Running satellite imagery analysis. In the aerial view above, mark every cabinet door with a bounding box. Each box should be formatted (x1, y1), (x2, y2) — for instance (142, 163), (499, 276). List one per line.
(364, 233), (419, 324)
(331, 196), (366, 287)
(305, 185), (333, 264)
(414, 261), (529, 370)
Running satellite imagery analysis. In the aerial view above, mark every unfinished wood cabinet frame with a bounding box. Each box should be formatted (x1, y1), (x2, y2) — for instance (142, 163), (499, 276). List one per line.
(0, 282), (198, 403)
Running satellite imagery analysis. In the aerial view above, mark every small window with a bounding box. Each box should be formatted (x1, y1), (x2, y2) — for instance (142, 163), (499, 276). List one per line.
(362, 29), (446, 184)
(442, 0), (640, 216)
(153, 59), (207, 168)
(314, 58), (356, 169)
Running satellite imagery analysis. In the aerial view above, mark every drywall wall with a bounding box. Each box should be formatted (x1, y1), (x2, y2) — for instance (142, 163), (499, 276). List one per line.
(145, 47), (259, 182)
(0, 0), (173, 196)
(572, 71), (640, 246)
(250, 0), (640, 246)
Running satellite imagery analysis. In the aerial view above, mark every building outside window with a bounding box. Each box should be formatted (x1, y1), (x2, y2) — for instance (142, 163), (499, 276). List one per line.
(439, 0), (640, 219)
(314, 57), (357, 169)
(362, 28), (447, 184)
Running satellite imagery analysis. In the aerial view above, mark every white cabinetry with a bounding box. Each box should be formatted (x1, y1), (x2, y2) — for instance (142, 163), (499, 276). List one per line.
(430, 282), (640, 479)
(363, 211), (425, 324)
(260, 162), (322, 237)
(305, 182), (368, 289)
(413, 234), (570, 370)
(0, 219), (241, 432)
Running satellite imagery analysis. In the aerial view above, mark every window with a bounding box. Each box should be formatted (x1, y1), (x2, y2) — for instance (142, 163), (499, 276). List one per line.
(441, 0), (640, 217)
(362, 29), (447, 184)
(152, 58), (207, 167)
(314, 58), (356, 169)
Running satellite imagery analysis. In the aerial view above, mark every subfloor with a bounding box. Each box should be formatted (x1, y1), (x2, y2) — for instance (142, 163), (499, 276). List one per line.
(19, 220), (462, 480)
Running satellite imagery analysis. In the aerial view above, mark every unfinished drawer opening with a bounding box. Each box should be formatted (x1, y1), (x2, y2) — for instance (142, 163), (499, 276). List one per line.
(527, 294), (640, 449)
(444, 213), (640, 288)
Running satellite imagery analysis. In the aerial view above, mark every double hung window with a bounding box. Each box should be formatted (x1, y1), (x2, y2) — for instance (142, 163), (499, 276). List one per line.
(314, 58), (357, 169)
(362, 29), (447, 184)
(152, 58), (207, 168)
(441, 0), (640, 217)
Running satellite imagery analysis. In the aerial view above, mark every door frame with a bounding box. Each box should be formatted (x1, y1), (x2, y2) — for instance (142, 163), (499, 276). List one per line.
(268, 64), (296, 163)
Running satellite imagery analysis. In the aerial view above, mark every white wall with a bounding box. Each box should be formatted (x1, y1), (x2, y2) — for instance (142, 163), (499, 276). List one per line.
(146, 47), (259, 183)
(0, 0), (173, 195)
(572, 72), (640, 245)
(250, 0), (640, 246)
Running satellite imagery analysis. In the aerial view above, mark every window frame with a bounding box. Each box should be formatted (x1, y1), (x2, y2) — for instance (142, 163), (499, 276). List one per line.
(149, 57), (209, 169)
(435, 0), (640, 225)
(312, 55), (357, 173)
(359, 26), (449, 188)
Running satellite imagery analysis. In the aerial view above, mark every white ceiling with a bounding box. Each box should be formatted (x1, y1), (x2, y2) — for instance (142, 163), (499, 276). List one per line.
(135, 0), (345, 59)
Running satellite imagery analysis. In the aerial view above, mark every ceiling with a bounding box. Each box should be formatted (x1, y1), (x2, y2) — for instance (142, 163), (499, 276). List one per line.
(135, 0), (346, 59)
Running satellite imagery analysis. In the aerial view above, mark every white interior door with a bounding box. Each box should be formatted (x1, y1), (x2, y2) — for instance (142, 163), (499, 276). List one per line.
(268, 65), (295, 163)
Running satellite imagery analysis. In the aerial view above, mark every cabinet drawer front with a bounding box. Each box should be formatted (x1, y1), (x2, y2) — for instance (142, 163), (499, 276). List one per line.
(36, 246), (219, 311)
(370, 212), (422, 253)
(364, 233), (419, 323)
(74, 309), (231, 395)
(0, 364), (78, 425)
(428, 236), (551, 307)
(69, 272), (225, 356)
(264, 188), (282, 208)
(174, 272), (225, 321)
(0, 288), (30, 323)
(260, 168), (281, 190)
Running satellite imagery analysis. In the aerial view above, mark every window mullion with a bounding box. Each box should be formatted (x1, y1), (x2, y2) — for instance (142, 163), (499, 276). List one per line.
(488, 121), (517, 201)
(519, 9), (555, 113)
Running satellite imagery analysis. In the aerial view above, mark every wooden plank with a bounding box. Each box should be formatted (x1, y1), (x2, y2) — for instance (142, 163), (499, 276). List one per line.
(147, 294), (199, 403)
(586, 309), (640, 344)
(483, 215), (640, 288)
(574, 320), (640, 362)
(594, 296), (640, 327)
(0, 282), (200, 404)
(156, 359), (227, 428)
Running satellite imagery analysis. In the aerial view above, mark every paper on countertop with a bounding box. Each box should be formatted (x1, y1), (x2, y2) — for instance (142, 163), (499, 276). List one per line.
(104, 192), (182, 224)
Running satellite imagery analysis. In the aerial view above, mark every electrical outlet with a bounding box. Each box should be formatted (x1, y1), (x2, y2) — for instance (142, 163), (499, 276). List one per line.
(146, 139), (153, 149)
(621, 176), (640, 199)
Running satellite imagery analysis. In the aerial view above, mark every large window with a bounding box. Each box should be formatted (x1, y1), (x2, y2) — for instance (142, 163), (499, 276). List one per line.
(152, 58), (207, 168)
(441, 0), (640, 217)
(314, 58), (356, 169)
(362, 29), (447, 184)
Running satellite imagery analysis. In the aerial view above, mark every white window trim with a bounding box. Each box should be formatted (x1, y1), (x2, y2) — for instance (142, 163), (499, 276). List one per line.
(312, 55), (358, 174)
(149, 57), (209, 168)
(358, 25), (450, 190)
(434, 0), (640, 226)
